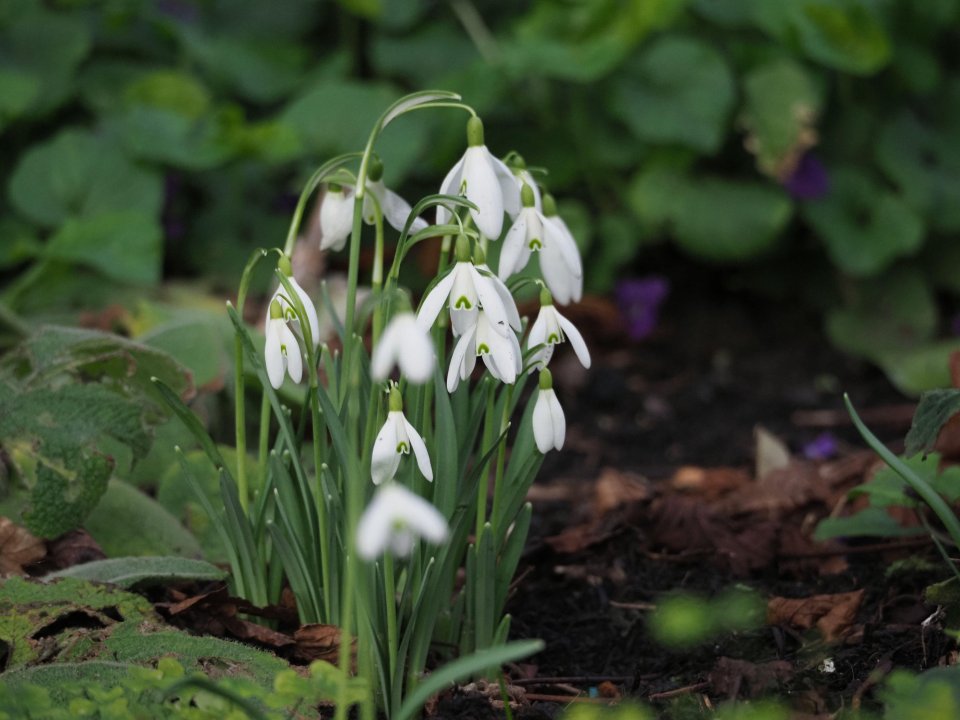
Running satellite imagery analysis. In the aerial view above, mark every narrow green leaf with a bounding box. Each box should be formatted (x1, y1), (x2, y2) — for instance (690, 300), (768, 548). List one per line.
(396, 640), (544, 720)
(44, 557), (225, 588)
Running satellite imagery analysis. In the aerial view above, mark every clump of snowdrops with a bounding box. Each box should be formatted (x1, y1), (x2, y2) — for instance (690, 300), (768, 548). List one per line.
(158, 91), (590, 720)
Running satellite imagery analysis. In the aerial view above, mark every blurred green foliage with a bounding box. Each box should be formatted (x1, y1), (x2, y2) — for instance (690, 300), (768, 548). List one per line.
(1, 0), (959, 391)
(649, 587), (765, 649)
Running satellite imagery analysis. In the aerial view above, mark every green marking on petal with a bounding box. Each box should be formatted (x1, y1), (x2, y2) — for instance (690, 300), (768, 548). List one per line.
(454, 296), (472, 309)
(528, 238), (542, 250)
(396, 441), (409, 454)
(459, 179), (468, 195)
(477, 343), (490, 354)
(547, 333), (561, 344)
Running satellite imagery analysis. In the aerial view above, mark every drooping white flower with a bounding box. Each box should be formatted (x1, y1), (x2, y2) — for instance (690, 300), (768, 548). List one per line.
(527, 289), (591, 370)
(264, 299), (303, 389)
(446, 310), (523, 392)
(417, 236), (517, 338)
(371, 312), (435, 384)
(532, 370), (565, 454)
(272, 256), (321, 350)
(505, 153), (541, 218)
(319, 184), (353, 252)
(371, 389), (433, 485)
(437, 116), (519, 239)
(356, 483), (449, 560)
(540, 193), (584, 304)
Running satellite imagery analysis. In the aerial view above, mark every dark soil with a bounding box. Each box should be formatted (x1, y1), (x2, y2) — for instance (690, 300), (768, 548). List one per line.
(494, 266), (951, 717)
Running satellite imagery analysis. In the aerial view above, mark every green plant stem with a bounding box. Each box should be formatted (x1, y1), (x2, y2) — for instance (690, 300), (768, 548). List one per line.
(371, 200), (385, 344)
(310, 382), (333, 621)
(490, 385), (514, 538)
(341, 193), (366, 406)
(845, 393), (960, 550)
(257, 391), (270, 490)
(476, 383), (496, 539)
(383, 553), (399, 711)
(233, 249), (272, 512)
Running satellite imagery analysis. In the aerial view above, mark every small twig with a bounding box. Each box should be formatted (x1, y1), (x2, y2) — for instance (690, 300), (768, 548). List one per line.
(778, 537), (932, 559)
(791, 404), (916, 428)
(524, 693), (614, 705)
(609, 600), (657, 611)
(512, 675), (634, 687)
(647, 682), (710, 701)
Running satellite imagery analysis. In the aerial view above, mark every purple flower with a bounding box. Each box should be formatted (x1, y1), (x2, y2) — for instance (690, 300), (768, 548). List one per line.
(802, 432), (838, 460)
(783, 153), (830, 200)
(615, 276), (670, 341)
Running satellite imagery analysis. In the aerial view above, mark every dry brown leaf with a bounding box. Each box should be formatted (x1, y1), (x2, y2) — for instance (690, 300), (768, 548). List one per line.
(0, 516), (45, 575)
(767, 589), (864, 642)
(671, 466), (750, 498)
(46, 529), (105, 570)
(593, 468), (650, 517)
(295, 623), (351, 664)
(648, 495), (777, 575)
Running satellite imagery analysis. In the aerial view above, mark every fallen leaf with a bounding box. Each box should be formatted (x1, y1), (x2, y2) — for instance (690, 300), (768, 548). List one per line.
(648, 495), (777, 575)
(295, 623), (350, 664)
(46, 529), (105, 570)
(767, 589), (864, 642)
(708, 657), (793, 699)
(0, 517), (45, 575)
(671, 466), (750, 498)
(593, 468), (651, 517)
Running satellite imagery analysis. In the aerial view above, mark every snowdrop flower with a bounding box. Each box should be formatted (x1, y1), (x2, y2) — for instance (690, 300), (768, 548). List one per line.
(532, 369), (565, 454)
(272, 255), (321, 349)
(528, 288), (591, 370)
(362, 155), (429, 235)
(356, 483), (448, 560)
(371, 312), (435, 384)
(319, 183), (353, 252)
(264, 298), (303, 389)
(371, 387), (433, 485)
(417, 235), (517, 338)
(505, 153), (541, 216)
(437, 116), (519, 239)
(446, 310), (523, 392)
(498, 183), (544, 280)
(540, 193), (584, 304)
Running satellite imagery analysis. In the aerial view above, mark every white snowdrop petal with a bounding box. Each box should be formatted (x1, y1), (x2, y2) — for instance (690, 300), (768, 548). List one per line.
(558, 314), (591, 369)
(539, 243), (574, 305)
(403, 418), (434, 481)
(392, 487), (449, 544)
(264, 321), (286, 390)
(446, 326), (475, 393)
(400, 317), (435, 384)
(281, 324), (303, 384)
(498, 214), (528, 280)
(319, 189), (354, 251)
(450, 306), (479, 337)
(291, 279), (321, 348)
(464, 147), (504, 239)
(371, 418), (400, 485)
(416, 269), (457, 332)
(437, 156), (465, 226)
(548, 390), (566, 449)
(487, 271), (522, 332)
(356, 493), (394, 559)
(472, 269), (509, 334)
(383, 187), (428, 234)
(492, 155), (522, 218)
(532, 391), (554, 454)
(370, 319), (401, 381)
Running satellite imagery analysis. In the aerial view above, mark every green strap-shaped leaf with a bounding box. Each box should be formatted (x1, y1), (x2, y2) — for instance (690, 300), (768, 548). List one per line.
(44, 557), (225, 588)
